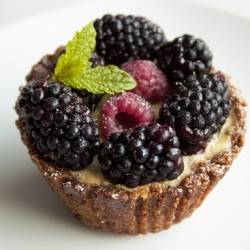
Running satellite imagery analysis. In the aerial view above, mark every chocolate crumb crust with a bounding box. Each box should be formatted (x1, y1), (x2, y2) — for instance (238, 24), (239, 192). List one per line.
(16, 80), (247, 235)
(25, 46), (65, 82)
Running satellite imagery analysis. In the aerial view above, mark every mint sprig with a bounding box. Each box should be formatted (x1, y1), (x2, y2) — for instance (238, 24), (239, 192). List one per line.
(53, 22), (136, 94)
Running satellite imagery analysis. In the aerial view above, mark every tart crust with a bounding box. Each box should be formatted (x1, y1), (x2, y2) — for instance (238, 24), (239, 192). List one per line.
(16, 82), (247, 235)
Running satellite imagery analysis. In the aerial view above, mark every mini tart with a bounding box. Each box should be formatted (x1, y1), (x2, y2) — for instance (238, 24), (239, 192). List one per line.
(16, 81), (247, 235)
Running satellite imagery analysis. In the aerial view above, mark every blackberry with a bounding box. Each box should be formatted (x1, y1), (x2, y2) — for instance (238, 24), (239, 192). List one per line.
(159, 72), (232, 155)
(94, 14), (167, 65)
(16, 79), (100, 170)
(98, 123), (184, 188)
(157, 34), (212, 82)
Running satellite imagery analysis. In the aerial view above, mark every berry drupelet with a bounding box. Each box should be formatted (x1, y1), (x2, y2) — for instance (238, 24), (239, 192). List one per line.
(157, 34), (213, 82)
(98, 123), (184, 188)
(94, 14), (167, 66)
(16, 79), (100, 170)
(159, 72), (232, 155)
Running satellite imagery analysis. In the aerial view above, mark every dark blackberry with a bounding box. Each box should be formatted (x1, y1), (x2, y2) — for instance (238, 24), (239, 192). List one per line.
(157, 34), (212, 82)
(98, 123), (184, 188)
(159, 72), (232, 155)
(16, 79), (100, 170)
(94, 14), (167, 65)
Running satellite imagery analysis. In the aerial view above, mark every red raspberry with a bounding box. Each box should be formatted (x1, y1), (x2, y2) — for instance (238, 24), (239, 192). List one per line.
(101, 92), (155, 139)
(121, 60), (172, 102)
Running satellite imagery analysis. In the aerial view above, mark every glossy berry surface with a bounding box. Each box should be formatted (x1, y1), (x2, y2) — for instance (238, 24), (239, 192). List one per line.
(157, 34), (212, 82)
(94, 14), (167, 65)
(159, 72), (231, 154)
(101, 92), (155, 139)
(121, 60), (172, 102)
(17, 79), (100, 170)
(98, 123), (184, 188)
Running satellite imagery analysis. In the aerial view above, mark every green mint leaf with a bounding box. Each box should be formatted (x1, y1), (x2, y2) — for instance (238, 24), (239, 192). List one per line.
(54, 21), (96, 79)
(53, 22), (136, 94)
(60, 65), (137, 94)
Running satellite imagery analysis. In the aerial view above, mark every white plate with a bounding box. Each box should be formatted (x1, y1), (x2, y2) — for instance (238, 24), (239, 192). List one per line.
(1, 0), (249, 249)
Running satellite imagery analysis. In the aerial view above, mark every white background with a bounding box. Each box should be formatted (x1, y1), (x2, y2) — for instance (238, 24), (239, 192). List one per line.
(1, 0), (250, 27)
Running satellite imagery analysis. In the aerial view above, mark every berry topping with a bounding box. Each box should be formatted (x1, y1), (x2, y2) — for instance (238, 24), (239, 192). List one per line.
(121, 60), (172, 102)
(17, 79), (100, 170)
(101, 92), (155, 139)
(159, 72), (232, 155)
(98, 123), (184, 188)
(157, 34), (212, 82)
(17, 14), (235, 190)
(94, 14), (167, 65)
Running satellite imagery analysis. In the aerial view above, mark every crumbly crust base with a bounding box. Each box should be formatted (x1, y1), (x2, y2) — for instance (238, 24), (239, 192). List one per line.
(16, 82), (247, 235)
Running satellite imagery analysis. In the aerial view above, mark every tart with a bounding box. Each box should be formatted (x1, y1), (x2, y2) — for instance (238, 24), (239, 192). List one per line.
(15, 14), (247, 235)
